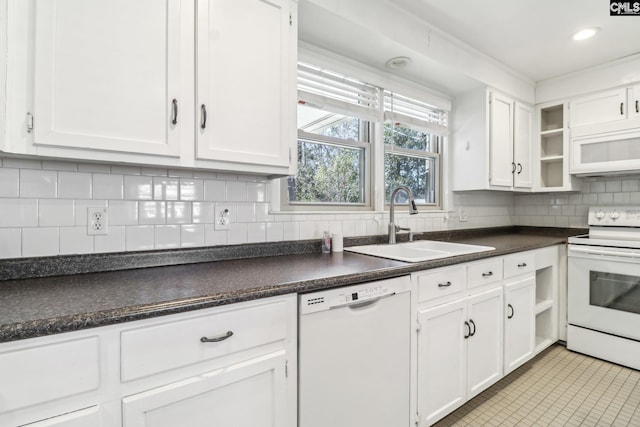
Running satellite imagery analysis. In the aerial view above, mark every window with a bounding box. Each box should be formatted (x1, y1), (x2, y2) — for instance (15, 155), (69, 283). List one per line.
(384, 91), (447, 208)
(285, 63), (378, 208)
(282, 62), (448, 211)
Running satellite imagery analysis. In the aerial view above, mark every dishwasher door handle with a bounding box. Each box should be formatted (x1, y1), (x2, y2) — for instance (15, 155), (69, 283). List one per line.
(331, 292), (397, 310)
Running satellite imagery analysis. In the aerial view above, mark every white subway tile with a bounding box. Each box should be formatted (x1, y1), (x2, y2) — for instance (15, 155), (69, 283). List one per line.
(39, 199), (75, 227)
(282, 222), (299, 240)
(266, 223), (284, 242)
(237, 203), (257, 222)
(23, 227), (59, 257)
(180, 179), (204, 201)
(590, 181), (605, 193)
(226, 181), (247, 202)
(630, 192), (640, 204)
(204, 180), (226, 201)
(94, 226), (126, 253)
(109, 201), (139, 226)
(247, 223), (266, 243)
(555, 216), (569, 227)
(0, 228), (21, 258)
(256, 203), (271, 222)
(214, 203), (237, 223)
(0, 199), (38, 227)
(58, 172), (92, 199)
(60, 227), (94, 255)
(181, 224), (205, 247)
(42, 160), (77, 172)
(597, 193), (613, 204)
(168, 169), (194, 178)
(3, 158), (41, 169)
(192, 202), (215, 223)
(167, 202), (192, 224)
(0, 169), (19, 197)
(153, 177), (179, 200)
(140, 167), (167, 176)
(247, 182), (267, 202)
(93, 174), (123, 199)
(75, 200), (108, 226)
(342, 220), (356, 237)
(124, 175), (153, 200)
(614, 193), (631, 204)
(111, 165), (141, 175)
(154, 225), (180, 249)
(139, 201), (166, 225)
(78, 163), (111, 173)
(605, 180), (622, 193)
(622, 179), (639, 192)
(193, 171), (217, 180)
(20, 169), (57, 198)
(205, 224), (227, 245)
(227, 223), (247, 244)
(126, 225), (155, 251)
(216, 173), (238, 181)
(299, 222), (316, 239)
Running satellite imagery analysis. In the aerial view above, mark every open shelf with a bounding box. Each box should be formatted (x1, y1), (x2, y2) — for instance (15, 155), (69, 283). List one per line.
(535, 298), (553, 315)
(535, 336), (554, 353)
(540, 104), (563, 132)
(540, 128), (563, 137)
(540, 155), (563, 163)
(537, 103), (578, 191)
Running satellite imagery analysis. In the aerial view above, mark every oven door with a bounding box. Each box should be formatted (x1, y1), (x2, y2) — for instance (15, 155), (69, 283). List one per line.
(568, 245), (640, 341)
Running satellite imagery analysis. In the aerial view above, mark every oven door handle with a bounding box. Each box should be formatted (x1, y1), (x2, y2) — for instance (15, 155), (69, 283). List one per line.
(569, 246), (640, 259)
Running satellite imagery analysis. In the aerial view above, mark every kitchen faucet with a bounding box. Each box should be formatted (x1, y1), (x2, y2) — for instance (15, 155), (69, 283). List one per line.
(388, 185), (419, 244)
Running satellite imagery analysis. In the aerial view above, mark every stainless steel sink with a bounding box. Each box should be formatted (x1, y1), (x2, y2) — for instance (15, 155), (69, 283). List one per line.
(344, 240), (495, 262)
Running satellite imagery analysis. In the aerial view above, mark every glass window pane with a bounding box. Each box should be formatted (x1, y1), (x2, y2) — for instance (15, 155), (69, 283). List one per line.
(384, 123), (432, 151)
(288, 140), (365, 204)
(298, 104), (361, 141)
(385, 153), (435, 205)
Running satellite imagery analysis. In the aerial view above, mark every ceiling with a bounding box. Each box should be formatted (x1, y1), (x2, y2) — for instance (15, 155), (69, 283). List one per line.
(299, 0), (640, 96)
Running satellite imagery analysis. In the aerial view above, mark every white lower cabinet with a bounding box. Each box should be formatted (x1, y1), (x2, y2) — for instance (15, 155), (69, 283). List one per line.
(0, 294), (297, 427)
(503, 275), (536, 374)
(122, 351), (287, 427)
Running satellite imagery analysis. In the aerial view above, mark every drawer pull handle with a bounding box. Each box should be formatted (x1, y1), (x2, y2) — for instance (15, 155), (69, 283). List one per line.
(517, 263), (527, 268)
(482, 271), (493, 277)
(171, 99), (178, 125)
(438, 281), (452, 288)
(201, 104), (208, 130)
(200, 331), (233, 343)
(507, 304), (514, 319)
(469, 319), (476, 337)
(464, 321), (471, 339)
(621, 102), (624, 115)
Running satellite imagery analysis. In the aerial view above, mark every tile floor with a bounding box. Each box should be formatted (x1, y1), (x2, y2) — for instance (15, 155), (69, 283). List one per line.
(434, 344), (640, 426)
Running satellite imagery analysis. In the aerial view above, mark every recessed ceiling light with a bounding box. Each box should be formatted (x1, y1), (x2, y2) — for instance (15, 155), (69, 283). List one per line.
(572, 27), (599, 41)
(386, 56), (412, 69)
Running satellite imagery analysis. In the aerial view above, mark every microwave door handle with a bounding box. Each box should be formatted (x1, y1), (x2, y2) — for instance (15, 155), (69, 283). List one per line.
(570, 246), (640, 259)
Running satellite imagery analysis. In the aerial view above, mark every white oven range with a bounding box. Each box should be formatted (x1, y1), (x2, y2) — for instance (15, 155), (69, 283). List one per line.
(568, 206), (640, 370)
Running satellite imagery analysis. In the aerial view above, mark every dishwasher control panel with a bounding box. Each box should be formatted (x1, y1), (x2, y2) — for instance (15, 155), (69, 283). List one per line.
(299, 276), (410, 314)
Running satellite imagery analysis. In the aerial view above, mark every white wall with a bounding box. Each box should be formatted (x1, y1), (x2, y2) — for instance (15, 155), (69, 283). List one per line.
(0, 157), (514, 259)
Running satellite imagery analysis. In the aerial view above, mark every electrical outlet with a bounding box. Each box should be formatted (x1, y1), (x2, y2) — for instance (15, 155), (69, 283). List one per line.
(459, 208), (469, 222)
(214, 207), (231, 231)
(88, 207), (108, 235)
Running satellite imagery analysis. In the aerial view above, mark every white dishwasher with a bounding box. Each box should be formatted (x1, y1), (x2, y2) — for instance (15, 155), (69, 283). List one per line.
(298, 275), (411, 427)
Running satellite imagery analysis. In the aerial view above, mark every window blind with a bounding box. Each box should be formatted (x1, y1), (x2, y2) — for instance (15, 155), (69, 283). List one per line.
(384, 91), (449, 136)
(298, 63), (380, 123)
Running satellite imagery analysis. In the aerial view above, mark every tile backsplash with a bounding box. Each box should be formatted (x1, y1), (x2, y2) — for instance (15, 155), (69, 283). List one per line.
(0, 157), (514, 259)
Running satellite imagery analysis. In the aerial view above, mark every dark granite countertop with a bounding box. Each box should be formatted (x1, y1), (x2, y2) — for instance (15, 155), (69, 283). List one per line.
(0, 227), (585, 343)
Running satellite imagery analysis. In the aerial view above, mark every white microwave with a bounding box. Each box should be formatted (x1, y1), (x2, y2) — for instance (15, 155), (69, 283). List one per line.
(570, 128), (640, 176)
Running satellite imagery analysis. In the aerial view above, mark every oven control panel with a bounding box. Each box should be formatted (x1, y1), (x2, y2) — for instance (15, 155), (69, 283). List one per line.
(588, 207), (640, 226)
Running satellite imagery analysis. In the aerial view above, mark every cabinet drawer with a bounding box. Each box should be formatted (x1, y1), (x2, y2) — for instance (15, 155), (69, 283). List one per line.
(414, 267), (467, 303)
(504, 252), (535, 278)
(0, 337), (100, 413)
(121, 299), (289, 382)
(467, 258), (503, 289)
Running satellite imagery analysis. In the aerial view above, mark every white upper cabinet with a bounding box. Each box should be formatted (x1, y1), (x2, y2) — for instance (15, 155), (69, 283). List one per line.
(569, 88), (627, 128)
(452, 88), (532, 192)
(2, 0), (297, 176)
(32, 1), (185, 158)
(195, 0), (295, 172)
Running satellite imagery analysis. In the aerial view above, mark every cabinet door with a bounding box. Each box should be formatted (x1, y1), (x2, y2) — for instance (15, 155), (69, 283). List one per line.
(630, 84), (640, 119)
(489, 92), (514, 188)
(123, 351), (288, 427)
(18, 407), (102, 427)
(417, 299), (467, 426)
(513, 102), (533, 189)
(195, 0), (294, 169)
(466, 287), (503, 399)
(569, 88), (627, 128)
(33, 1), (187, 157)
(504, 276), (536, 374)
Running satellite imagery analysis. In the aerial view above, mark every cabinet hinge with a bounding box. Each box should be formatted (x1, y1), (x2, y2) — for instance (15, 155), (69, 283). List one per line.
(416, 320), (422, 333)
(289, 13), (292, 26)
(26, 113), (34, 133)
(415, 412), (421, 426)
(289, 147), (292, 164)
(285, 360), (288, 378)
